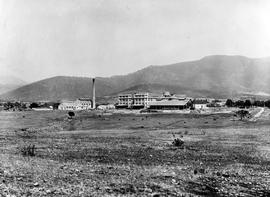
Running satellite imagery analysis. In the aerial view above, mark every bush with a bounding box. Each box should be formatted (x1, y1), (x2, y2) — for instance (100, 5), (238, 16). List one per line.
(29, 102), (39, 109)
(172, 138), (184, 147)
(68, 111), (75, 119)
(235, 110), (250, 120)
(21, 144), (36, 156)
(225, 99), (234, 107)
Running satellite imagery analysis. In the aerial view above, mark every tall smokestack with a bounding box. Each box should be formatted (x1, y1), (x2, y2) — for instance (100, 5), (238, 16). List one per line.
(92, 78), (96, 109)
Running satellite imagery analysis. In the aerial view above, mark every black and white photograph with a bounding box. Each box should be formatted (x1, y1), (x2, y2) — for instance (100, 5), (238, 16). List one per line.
(0, 0), (270, 196)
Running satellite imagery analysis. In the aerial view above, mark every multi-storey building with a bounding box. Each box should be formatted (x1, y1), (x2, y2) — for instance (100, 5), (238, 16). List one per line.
(117, 92), (155, 109)
(117, 94), (133, 108)
(132, 92), (149, 108)
(75, 98), (92, 110)
(117, 91), (192, 110)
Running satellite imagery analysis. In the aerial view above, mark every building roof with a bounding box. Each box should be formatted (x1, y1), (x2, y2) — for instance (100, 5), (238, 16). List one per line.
(133, 92), (149, 95)
(59, 102), (75, 106)
(118, 93), (132, 96)
(163, 91), (171, 97)
(60, 100), (74, 104)
(149, 99), (189, 106)
(193, 100), (208, 104)
(78, 98), (92, 101)
(148, 93), (162, 97)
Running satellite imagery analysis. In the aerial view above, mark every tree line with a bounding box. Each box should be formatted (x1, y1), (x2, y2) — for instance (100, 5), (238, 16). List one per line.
(1, 101), (60, 111)
(226, 99), (270, 108)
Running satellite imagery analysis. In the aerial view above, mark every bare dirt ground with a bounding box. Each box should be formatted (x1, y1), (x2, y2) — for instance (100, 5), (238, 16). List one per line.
(0, 109), (270, 196)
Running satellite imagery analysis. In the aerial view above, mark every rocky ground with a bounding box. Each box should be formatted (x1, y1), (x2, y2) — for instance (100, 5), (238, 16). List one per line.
(0, 109), (270, 196)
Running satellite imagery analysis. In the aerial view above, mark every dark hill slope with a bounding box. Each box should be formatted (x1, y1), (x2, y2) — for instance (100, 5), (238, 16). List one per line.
(1, 55), (270, 101)
(0, 76), (117, 101)
(116, 83), (216, 98)
(100, 55), (270, 96)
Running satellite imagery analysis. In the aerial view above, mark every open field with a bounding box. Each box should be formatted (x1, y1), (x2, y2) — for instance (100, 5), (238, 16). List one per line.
(1, 109), (270, 196)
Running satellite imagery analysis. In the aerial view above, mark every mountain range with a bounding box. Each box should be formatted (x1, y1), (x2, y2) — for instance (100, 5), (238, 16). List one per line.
(1, 55), (270, 101)
(0, 75), (26, 95)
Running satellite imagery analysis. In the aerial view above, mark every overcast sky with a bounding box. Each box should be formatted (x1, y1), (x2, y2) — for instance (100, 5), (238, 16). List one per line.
(0, 0), (270, 82)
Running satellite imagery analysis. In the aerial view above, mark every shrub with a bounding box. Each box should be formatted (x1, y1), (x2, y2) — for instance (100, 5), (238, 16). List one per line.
(29, 102), (39, 109)
(68, 111), (75, 119)
(225, 99), (234, 107)
(172, 138), (184, 147)
(21, 144), (36, 156)
(235, 110), (249, 120)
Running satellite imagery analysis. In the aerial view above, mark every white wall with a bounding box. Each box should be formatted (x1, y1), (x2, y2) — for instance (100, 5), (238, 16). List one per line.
(194, 104), (208, 109)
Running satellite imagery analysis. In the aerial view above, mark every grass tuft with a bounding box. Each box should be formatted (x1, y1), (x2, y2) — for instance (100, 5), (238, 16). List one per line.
(20, 144), (36, 157)
(172, 138), (184, 147)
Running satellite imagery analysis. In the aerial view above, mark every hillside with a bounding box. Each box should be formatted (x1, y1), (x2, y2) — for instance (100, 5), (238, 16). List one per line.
(0, 75), (27, 94)
(101, 55), (270, 97)
(1, 55), (270, 101)
(0, 76), (117, 102)
(116, 84), (216, 98)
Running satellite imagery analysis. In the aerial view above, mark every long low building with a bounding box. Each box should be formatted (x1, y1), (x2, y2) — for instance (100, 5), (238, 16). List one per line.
(116, 91), (189, 109)
(58, 98), (92, 110)
(148, 99), (190, 110)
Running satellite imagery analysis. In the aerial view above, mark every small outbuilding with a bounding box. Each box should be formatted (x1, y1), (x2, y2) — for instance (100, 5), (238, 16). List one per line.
(193, 99), (208, 110)
(97, 104), (115, 110)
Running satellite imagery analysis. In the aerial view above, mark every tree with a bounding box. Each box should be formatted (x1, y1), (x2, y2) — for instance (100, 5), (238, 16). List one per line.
(4, 102), (14, 110)
(265, 100), (270, 108)
(244, 100), (252, 108)
(53, 103), (60, 110)
(254, 100), (265, 107)
(42, 103), (50, 108)
(14, 102), (21, 108)
(21, 103), (27, 109)
(235, 100), (245, 108)
(235, 110), (249, 120)
(68, 111), (75, 119)
(29, 102), (39, 109)
(225, 99), (234, 107)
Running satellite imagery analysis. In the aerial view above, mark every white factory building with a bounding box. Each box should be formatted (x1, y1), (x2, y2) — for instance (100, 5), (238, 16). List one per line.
(58, 98), (92, 111)
(116, 92), (191, 110)
(59, 77), (96, 111)
(117, 92), (158, 109)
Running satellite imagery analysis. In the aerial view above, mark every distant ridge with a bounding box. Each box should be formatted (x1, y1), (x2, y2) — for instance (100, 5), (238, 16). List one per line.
(0, 75), (26, 95)
(0, 76), (117, 102)
(115, 84), (216, 98)
(1, 55), (270, 101)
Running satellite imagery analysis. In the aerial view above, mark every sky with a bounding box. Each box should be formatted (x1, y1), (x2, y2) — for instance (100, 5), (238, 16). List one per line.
(0, 0), (270, 82)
